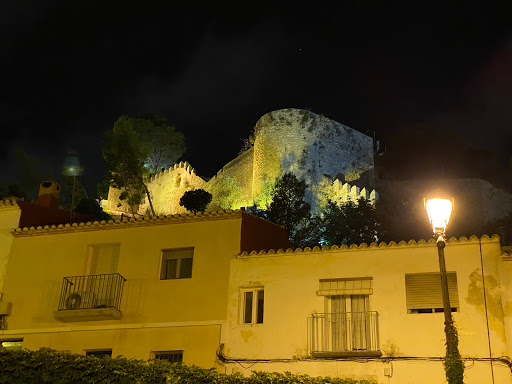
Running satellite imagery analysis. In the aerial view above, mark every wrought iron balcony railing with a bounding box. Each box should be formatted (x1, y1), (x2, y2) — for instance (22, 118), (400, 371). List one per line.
(308, 311), (381, 357)
(56, 273), (126, 312)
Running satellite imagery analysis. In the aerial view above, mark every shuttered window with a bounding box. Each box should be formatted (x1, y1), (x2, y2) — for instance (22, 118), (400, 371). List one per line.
(405, 272), (459, 314)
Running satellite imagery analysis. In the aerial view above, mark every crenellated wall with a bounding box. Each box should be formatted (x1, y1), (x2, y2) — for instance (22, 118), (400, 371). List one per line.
(105, 161), (207, 217)
(106, 108), (377, 216)
(318, 177), (379, 208)
(140, 161), (207, 215)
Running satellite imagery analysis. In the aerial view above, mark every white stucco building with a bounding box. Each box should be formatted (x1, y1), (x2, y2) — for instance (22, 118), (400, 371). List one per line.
(222, 235), (512, 384)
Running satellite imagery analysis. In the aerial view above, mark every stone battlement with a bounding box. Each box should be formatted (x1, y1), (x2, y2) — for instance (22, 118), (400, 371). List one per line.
(0, 198), (19, 208)
(150, 161), (196, 181)
(329, 179), (378, 203)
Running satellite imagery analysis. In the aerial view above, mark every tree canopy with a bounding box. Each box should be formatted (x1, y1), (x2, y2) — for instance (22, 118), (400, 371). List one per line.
(133, 113), (186, 173)
(75, 197), (112, 221)
(264, 173), (317, 247)
(322, 197), (384, 246)
(102, 114), (186, 216)
(248, 173), (321, 248)
(249, 172), (386, 248)
(179, 189), (212, 213)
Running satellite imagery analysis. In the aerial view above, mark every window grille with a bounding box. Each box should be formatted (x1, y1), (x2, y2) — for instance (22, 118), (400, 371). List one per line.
(152, 350), (183, 363)
(86, 349), (112, 358)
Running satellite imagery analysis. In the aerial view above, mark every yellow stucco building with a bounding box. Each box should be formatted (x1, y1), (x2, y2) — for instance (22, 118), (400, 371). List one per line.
(1, 197), (512, 383)
(0, 205), (289, 367)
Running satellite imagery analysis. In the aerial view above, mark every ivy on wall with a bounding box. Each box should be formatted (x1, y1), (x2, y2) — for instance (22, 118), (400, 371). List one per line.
(207, 176), (248, 210)
(0, 349), (378, 384)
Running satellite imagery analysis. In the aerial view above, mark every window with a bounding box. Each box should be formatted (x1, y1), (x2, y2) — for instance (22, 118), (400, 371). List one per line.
(160, 248), (193, 280)
(86, 349), (112, 358)
(0, 339), (23, 351)
(241, 288), (264, 324)
(151, 350), (183, 363)
(328, 295), (371, 351)
(86, 243), (120, 275)
(405, 272), (459, 314)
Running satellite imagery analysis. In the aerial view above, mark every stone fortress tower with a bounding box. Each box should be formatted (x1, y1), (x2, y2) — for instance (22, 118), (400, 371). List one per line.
(252, 108), (375, 207)
(105, 108), (378, 217)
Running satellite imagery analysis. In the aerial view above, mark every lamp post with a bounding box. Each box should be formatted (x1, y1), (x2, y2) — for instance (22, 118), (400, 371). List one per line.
(63, 162), (83, 223)
(424, 196), (464, 384)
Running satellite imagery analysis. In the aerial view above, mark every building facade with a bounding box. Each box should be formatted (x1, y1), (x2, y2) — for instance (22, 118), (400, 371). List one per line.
(222, 235), (512, 383)
(0, 209), (289, 367)
(1, 203), (512, 383)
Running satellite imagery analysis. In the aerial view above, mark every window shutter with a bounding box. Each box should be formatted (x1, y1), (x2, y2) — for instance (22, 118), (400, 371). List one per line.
(405, 272), (459, 310)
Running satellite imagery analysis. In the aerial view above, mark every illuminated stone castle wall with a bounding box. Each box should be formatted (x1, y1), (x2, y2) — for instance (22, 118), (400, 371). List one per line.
(252, 108), (375, 208)
(105, 162), (207, 216)
(106, 108), (377, 216)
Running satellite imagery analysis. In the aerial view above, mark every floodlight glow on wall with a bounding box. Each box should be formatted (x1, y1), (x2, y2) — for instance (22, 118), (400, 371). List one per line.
(424, 197), (454, 237)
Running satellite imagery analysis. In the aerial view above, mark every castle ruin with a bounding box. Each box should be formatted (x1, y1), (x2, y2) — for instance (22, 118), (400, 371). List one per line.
(105, 108), (378, 216)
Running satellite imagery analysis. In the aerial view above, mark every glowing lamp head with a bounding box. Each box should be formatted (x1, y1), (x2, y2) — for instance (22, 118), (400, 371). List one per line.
(424, 197), (453, 236)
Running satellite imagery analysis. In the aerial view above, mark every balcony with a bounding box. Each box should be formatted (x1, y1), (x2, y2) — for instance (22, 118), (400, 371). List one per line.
(308, 311), (381, 358)
(54, 273), (126, 322)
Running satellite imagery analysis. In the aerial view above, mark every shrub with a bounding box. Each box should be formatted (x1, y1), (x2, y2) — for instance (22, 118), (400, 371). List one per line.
(0, 349), (378, 384)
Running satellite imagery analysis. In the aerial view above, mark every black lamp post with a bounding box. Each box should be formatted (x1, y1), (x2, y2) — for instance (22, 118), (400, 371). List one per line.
(425, 197), (464, 384)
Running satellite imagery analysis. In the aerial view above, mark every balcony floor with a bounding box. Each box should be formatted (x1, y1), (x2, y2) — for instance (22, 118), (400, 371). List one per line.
(54, 307), (122, 322)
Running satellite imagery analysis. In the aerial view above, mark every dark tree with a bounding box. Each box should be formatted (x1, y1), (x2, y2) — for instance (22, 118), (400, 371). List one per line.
(249, 172), (321, 248)
(75, 198), (112, 221)
(6, 184), (27, 200)
(179, 189), (212, 213)
(321, 197), (385, 246)
(102, 114), (187, 216)
(102, 116), (154, 215)
(133, 113), (186, 173)
(375, 186), (430, 243)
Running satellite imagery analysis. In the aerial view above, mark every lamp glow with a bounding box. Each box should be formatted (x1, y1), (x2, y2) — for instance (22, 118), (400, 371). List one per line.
(425, 198), (453, 236)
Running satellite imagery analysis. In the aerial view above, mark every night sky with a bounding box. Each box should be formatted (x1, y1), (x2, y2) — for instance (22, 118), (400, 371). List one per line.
(2, 3), (512, 193)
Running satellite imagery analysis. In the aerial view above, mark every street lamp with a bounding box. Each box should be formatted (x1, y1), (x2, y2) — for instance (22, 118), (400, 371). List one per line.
(63, 158), (84, 223)
(424, 195), (464, 384)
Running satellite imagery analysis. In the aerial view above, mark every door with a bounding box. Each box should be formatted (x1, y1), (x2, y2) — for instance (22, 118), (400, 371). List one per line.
(330, 295), (347, 351)
(329, 295), (370, 351)
(351, 295), (370, 350)
(86, 244), (120, 307)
